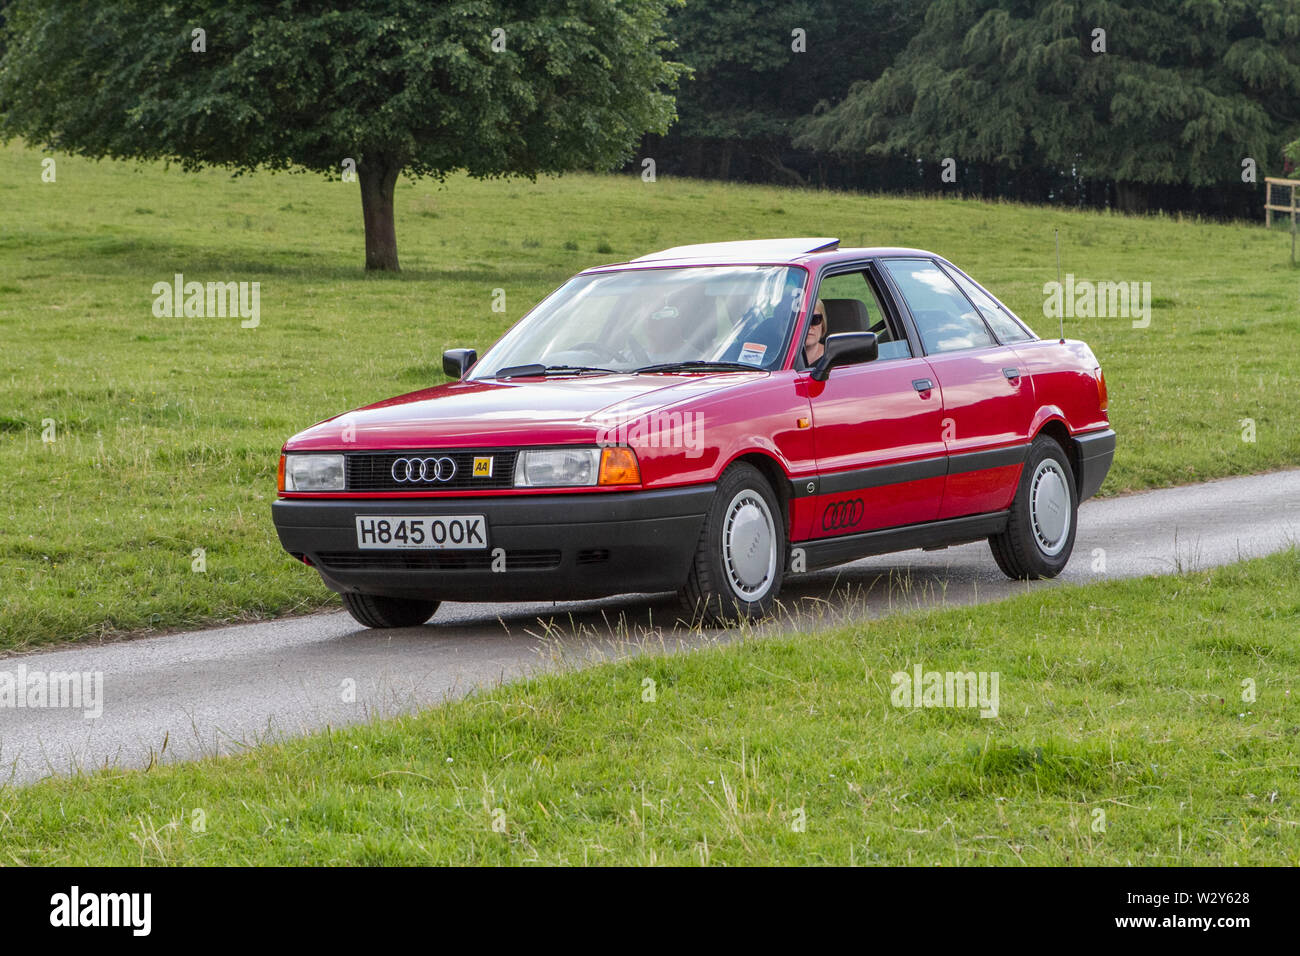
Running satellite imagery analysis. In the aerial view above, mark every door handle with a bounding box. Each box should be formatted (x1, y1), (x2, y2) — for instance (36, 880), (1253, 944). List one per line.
(1003, 367), (1021, 380)
(912, 378), (934, 393)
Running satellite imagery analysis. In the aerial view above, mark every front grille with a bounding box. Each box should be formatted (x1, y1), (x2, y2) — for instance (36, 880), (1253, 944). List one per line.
(316, 549), (560, 572)
(346, 450), (517, 492)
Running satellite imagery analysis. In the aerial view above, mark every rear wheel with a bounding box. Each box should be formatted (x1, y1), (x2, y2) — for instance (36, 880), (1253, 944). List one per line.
(341, 592), (440, 628)
(989, 434), (1078, 579)
(679, 462), (785, 625)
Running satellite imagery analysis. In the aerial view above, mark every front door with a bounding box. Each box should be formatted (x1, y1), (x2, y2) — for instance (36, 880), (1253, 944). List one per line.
(799, 267), (947, 540)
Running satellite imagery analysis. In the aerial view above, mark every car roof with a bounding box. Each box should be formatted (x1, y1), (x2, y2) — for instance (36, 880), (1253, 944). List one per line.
(586, 239), (948, 273)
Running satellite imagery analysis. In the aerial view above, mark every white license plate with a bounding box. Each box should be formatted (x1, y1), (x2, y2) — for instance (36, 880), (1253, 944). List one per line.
(355, 515), (487, 550)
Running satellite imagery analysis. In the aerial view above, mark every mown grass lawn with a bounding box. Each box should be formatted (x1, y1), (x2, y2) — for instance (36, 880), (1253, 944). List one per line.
(3, 551), (1297, 865)
(1, 140), (1297, 649)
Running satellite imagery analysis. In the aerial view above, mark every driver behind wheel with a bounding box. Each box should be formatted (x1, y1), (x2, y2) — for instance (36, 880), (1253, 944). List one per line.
(803, 298), (827, 365)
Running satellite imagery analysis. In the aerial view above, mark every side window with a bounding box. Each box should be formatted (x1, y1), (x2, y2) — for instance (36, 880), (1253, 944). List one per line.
(811, 270), (912, 361)
(882, 258), (995, 355)
(946, 267), (1035, 343)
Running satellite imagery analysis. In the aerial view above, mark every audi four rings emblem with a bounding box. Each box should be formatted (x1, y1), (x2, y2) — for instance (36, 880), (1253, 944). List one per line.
(822, 498), (865, 532)
(391, 456), (457, 482)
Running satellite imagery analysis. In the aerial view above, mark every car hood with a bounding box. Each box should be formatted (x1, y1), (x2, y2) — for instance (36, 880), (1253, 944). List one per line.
(283, 372), (766, 450)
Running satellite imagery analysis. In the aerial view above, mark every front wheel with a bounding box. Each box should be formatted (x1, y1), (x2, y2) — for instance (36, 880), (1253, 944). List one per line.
(679, 463), (785, 625)
(989, 435), (1078, 579)
(341, 592), (440, 628)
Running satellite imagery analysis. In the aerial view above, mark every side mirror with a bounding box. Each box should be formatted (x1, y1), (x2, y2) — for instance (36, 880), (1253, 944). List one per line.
(442, 348), (477, 380)
(810, 332), (877, 381)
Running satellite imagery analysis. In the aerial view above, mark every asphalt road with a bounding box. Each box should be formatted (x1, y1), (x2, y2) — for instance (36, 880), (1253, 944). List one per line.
(3, 469), (1297, 787)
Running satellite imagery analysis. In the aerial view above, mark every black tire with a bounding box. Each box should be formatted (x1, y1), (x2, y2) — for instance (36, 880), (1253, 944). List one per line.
(989, 434), (1078, 580)
(341, 592), (440, 628)
(679, 462), (785, 625)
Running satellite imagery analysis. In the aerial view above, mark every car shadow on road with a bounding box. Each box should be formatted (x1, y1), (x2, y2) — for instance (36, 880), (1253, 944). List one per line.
(327, 548), (1045, 657)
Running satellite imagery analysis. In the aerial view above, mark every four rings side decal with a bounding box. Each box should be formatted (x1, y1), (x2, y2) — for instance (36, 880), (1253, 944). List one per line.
(390, 456), (458, 483)
(822, 498), (865, 532)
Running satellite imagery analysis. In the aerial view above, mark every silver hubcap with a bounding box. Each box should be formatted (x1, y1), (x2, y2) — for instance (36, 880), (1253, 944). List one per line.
(1029, 458), (1071, 556)
(721, 489), (777, 601)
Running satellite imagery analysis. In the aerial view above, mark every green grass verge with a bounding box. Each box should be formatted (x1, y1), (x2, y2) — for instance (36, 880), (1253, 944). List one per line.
(1, 140), (1298, 649)
(3, 551), (1297, 865)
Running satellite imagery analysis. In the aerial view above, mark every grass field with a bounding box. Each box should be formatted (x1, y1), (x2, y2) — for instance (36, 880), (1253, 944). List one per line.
(1, 140), (1298, 649)
(3, 550), (1296, 865)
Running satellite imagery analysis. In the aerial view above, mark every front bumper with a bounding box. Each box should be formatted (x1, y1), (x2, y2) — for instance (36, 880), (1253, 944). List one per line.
(1073, 428), (1116, 501)
(271, 485), (715, 601)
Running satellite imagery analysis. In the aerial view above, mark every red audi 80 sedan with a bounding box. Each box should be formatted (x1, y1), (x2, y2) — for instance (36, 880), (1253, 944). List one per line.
(273, 238), (1114, 628)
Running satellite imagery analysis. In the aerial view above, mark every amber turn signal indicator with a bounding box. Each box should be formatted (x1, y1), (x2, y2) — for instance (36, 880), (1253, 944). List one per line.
(277, 454), (286, 492)
(598, 446), (641, 485)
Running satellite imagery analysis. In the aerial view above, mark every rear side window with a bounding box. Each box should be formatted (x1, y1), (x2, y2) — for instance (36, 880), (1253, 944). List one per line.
(881, 259), (994, 355)
(946, 267), (1034, 343)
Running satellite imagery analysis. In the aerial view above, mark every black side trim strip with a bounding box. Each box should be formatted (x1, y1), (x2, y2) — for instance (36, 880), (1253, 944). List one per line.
(791, 443), (1029, 498)
(790, 511), (1010, 572)
(814, 456), (948, 496)
(947, 443), (1029, 476)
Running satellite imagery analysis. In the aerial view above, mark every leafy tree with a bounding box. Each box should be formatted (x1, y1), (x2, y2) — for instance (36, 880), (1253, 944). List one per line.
(0, 0), (684, 270)
(796, 0), (1300, 210)
(656, 0), (922, 183)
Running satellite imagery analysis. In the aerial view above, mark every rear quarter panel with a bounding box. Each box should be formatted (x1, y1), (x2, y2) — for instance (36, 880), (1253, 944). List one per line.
(1012, 339), (1110, 435)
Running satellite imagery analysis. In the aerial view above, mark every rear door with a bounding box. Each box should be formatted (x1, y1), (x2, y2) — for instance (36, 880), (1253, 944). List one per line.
(797, 264), (946, 541)
(879, 257), (1035, 519)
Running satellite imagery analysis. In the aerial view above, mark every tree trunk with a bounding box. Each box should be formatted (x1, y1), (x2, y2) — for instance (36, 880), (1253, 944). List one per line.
(759, 143), (808, 187)
(359, 152), (402, 272)
(978, 162), (991, 199)
(689, 137), (704, 178)
(1115, 180), (1148, 215)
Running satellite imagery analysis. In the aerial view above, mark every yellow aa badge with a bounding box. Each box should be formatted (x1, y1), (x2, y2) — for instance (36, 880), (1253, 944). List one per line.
(472, 456), (494, 477)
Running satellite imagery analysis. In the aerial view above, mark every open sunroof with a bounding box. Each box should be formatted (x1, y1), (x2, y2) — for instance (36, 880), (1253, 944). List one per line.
(633, 238), (841, 262)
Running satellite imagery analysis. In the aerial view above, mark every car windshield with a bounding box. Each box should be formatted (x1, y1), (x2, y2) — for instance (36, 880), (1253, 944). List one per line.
(470, 265), (806, 378)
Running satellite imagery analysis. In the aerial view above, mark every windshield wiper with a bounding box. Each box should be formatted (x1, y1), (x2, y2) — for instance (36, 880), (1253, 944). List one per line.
(634, 361), (760, 374)
(493, 364), (620, 379)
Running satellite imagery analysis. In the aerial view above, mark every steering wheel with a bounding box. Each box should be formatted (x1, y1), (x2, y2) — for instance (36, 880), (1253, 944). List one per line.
(568, 338), (650, 366)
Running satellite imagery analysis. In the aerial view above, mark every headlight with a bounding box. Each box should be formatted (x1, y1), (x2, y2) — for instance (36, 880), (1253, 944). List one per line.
(515, 448), (601, 487)
(282, 453), (346, 491)
(513, 447), (641, 487)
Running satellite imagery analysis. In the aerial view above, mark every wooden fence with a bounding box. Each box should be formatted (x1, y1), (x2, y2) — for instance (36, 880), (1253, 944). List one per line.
(1264, 177), (1299, 229)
